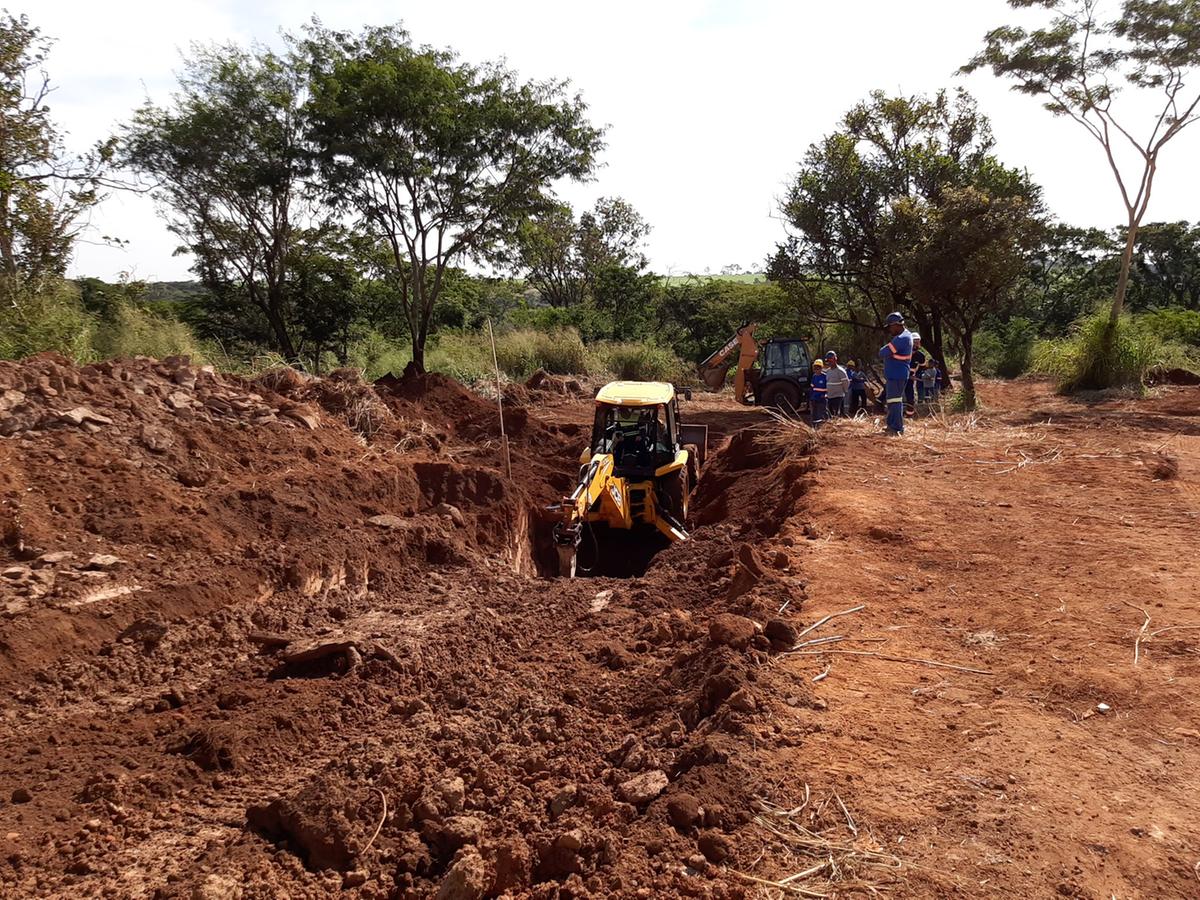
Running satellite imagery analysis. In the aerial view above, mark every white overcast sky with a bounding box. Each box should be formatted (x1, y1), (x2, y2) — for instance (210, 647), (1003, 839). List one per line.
(12, 0), (1200, 282)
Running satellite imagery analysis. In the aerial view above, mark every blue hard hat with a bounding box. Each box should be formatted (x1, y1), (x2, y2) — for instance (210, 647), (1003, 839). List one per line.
(885, 312), (905, 326)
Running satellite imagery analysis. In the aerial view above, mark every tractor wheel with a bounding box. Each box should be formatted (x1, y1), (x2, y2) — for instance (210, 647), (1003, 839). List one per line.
(661, 467), (689, 523)
(760, 382), (803, 417)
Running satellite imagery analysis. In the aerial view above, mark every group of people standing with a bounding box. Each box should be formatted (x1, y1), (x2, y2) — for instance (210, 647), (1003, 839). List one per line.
(809, 311), (943, 434)
(808, 351), (868, 422)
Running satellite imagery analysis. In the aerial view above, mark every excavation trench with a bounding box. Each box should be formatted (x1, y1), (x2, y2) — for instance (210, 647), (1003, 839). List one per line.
(0, 350), (823, 899)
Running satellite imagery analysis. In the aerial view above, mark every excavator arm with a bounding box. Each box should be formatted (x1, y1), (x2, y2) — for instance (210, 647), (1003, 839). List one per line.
(552, 455), (617, 577)
(698, 323), (760, 392)
(697, 331), (743, 391)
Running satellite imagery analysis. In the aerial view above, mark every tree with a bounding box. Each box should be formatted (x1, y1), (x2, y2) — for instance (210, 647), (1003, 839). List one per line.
(1126, 220), (1200, 310)
(517, 196), (650, 308)
(0, 13), (113, 299)
(1015, 224), (1116, 332)
(302, 24), (603, 373)
(124, 42), (311, 359)
(963, 0), (1200, 326)
(771, 90), (1011, 379)
(891, 180), (1048, 407)
(288, 229), (364, 372)
(516, 203), (583, 308)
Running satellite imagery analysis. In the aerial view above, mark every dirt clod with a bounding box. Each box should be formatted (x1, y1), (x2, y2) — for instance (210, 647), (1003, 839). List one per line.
(697, 830), (732, 864)
(709, 614), (758, 649)
(765, 618), (799, 650)
(667, 794), (704, 832)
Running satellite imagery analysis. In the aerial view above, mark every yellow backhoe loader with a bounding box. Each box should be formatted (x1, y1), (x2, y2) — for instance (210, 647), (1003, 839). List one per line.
(550, 381), (707, 577)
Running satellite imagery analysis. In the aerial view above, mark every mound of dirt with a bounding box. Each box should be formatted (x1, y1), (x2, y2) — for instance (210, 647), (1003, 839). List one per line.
(690, 426), (815, 537)
(1, 355), (824, 898)
(0, 355), (544, 683)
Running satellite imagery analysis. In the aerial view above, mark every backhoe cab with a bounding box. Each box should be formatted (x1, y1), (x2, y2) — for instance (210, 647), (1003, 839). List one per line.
(551, 381), (707, 578)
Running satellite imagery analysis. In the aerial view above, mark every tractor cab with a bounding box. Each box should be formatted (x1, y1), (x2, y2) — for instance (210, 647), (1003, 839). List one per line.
(590, 381), (679, 478)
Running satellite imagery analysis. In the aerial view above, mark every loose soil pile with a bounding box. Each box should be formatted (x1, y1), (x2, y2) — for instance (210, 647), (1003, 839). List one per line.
(6, 362), (1198, 898)
(0, 354), (823, 898)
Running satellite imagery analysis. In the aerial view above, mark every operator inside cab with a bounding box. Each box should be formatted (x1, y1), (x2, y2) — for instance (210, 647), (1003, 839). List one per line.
(595, 406), (670, 471)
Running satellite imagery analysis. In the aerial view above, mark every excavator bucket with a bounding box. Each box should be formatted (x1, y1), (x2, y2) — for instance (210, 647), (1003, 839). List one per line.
(556, 543), (577, 578)
(698, 364), (728, 392)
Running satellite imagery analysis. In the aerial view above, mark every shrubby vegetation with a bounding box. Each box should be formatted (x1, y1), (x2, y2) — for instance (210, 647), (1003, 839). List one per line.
(1031, 312), (1199, 393)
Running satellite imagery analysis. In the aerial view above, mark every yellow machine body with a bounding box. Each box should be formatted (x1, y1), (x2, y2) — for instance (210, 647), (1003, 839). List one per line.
(551, 382), (703, 577)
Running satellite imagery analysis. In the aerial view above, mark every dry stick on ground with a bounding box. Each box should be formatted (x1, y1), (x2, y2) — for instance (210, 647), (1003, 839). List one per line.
(834, 792), (858, 837)
(786, 649), (994, 676)
(1120, 600), (1152, 666)
(1150, 625), (1200, 637)
(362, 788), (387, 854)
(792, 605), (866, 645)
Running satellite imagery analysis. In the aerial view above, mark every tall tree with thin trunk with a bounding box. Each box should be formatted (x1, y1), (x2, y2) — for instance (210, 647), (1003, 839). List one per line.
(124, 43), (313, 360)
(963, 0), (1200, 326)
(301, 24), (603, 373)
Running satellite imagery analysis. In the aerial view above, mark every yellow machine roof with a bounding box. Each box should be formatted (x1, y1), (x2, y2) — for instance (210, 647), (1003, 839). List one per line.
(595, 381), (675, 406)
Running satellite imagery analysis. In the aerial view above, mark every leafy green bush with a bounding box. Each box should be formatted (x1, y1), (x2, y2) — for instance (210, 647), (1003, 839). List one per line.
(492, 328), (588, 376)
(0, 279), (95, 361)
(346, 331), (412, 381)
(1133, 308), (1200, 347)
(974, 317), (1037, 377)
(425, 332), (494, 383)
(92, 303), (206, 361)
(1031, 311), (1171, 391)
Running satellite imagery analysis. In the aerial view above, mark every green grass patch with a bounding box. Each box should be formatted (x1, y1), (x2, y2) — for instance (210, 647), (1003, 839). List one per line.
(1031, 310), (1198, 391)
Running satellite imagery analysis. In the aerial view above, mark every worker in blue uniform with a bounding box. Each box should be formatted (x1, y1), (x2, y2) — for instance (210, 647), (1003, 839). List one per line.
(846, 359), (868, 417)
(809, 359), (828, 425)
(878, 312), (912, 435)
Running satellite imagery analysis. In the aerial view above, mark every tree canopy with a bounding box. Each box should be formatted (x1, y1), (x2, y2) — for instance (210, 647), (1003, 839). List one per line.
(0, 13), (113, 299)
(963, 0), (1200, 326)
(301, 23), (604, 372)
(771, 89), (1045, 406)
(123, 42), (313, 359)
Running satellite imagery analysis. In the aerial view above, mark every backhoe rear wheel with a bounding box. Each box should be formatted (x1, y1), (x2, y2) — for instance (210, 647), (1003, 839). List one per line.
(760, 382), (803, 417)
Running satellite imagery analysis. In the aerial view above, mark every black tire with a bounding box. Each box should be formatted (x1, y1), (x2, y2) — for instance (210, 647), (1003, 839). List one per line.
(660, 466), (689, 522)
(760, 381), (803, 417)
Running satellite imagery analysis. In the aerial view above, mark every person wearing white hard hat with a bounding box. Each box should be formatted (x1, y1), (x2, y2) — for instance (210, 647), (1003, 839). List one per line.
(905, 332), (927, 410)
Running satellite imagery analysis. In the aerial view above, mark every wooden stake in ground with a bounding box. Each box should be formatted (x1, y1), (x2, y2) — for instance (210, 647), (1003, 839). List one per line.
(486, 318), (512, 479)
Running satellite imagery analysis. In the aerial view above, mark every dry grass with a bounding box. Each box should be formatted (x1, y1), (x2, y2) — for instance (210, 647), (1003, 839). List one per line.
(734, 792), (907, 897)
(390, 416), (441, 454)
(757, 408), (818, 459)
(308, 380), (394, 440)
(253, 365), (308, 396)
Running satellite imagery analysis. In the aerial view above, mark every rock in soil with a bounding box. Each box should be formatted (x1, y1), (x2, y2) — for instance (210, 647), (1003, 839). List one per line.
(436, 846), (491, 900)
(617, 770), (669, 806)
